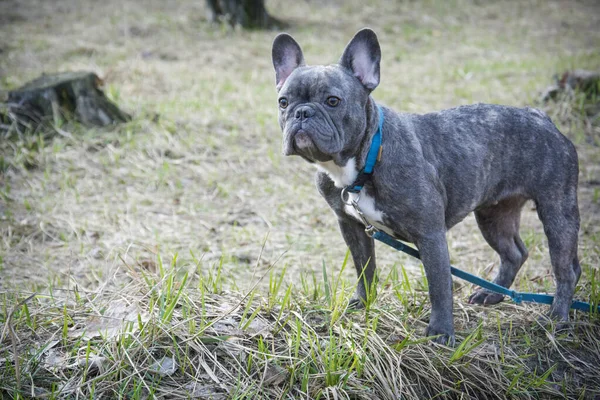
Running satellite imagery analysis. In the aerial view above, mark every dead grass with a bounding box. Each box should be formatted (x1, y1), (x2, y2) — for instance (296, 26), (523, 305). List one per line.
(1, 0), (600, 398)
(1, 256), (599, 399)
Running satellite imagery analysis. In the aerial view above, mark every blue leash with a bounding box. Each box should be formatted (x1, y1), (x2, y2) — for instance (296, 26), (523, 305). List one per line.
(372, 231), (598, 312)
(344, 104), (600, 314)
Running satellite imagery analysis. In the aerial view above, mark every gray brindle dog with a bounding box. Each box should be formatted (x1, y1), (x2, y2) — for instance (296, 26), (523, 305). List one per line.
(271, 28), (580, 344)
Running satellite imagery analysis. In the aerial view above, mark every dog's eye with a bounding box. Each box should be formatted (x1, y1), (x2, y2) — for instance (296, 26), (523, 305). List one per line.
(326, 96), (340, 107)
(279, 98), (288, 109)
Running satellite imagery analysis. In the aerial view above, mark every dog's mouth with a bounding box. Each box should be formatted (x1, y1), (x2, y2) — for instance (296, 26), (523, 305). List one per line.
(282, 128), (315, 156)
(286, 130), (331, 162)
(293, 130), (313, 151)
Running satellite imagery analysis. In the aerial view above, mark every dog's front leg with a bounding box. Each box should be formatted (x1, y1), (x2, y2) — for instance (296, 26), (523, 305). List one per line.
(416, 232), (455, 345)
(338, 217), (376, 309)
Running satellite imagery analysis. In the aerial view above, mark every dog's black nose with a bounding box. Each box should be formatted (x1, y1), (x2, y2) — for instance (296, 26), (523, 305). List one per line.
(295, 106), (315, 120)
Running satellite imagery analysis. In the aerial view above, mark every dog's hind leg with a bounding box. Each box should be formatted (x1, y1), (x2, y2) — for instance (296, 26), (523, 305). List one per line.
(536, 190), (580, 321)
(469, 197), (529, 305)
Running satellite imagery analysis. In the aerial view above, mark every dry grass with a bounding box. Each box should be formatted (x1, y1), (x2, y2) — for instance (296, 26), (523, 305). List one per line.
(1, 256), (599, 399)
(1, 0), (600, 398)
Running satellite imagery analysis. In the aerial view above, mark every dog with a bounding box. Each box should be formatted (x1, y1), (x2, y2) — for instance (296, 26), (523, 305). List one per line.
(271, 28), (580, 344)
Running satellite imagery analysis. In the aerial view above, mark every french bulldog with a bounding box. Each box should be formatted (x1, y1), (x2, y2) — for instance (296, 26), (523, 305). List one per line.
(271, 28), (580, 344)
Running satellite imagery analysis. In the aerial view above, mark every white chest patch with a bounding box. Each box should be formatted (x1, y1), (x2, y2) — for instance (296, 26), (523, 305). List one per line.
(315, 158), (358, 188)
(344, 192), (386, 228)
(315, 158), (394, 235)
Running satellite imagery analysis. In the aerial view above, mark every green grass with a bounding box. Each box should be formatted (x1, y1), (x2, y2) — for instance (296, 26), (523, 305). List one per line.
(1, 0), (600, 398)
(1, 255), (599, 399)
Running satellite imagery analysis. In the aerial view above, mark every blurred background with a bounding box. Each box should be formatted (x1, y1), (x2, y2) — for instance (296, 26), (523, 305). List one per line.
(1, 0), (599, 296)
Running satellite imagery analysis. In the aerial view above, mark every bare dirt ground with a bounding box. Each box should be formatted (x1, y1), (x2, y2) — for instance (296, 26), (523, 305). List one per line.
(1, 0), (599, 311)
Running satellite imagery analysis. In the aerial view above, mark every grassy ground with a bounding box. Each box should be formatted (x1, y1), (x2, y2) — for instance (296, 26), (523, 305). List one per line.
(1, 0), (600, 398)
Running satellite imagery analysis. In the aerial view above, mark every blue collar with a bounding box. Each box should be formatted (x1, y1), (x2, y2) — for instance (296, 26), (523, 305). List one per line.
(345, 104), (384, 193)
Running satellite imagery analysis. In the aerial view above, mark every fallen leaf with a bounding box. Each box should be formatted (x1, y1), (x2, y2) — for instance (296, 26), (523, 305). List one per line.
(244, 317), (272, 338)
(263, 362), (288, 387)
(184, 382), (227, 399)
(74, 354), (106, 373)
(43, 349), (67, 371)
(69, 300), (149, 340)
(149, 356), (177, 376)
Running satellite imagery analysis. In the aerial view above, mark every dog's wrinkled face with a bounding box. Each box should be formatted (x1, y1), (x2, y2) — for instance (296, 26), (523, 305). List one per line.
(272, 29), (381, 163)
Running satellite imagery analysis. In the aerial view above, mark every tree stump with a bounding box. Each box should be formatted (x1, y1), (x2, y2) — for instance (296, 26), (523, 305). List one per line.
(206, 0), (282, 29)
(541, 70), (600, 103)
(6, 71), (131, 131)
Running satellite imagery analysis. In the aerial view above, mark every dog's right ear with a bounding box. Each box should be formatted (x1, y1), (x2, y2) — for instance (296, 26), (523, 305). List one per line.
(272, 33), (305, 91)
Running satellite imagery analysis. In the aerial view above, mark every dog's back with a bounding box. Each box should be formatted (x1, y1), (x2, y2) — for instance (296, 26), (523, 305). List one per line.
(401, 104), (578, 225)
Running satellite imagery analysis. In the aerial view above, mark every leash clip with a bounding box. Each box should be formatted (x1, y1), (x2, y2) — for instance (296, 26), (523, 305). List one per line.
(340, 187), (357, 205)
(341, 187), (378, 237)
(354, 204), (376, 237)
(364, 225), (376, 237)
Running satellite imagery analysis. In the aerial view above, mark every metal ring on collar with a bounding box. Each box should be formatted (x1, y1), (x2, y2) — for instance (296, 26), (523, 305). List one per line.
(340, 187), (359, 205)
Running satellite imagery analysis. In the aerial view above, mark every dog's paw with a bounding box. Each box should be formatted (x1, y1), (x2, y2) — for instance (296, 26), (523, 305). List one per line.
(547, 303), (570, 322)
(468, 289), (505, 306)
(538, 307), (571, 331)
(425, 324), (455, 346)
(348, 296), (366, 310)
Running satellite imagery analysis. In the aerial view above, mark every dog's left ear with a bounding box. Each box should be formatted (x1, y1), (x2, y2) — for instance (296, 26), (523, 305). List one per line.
(339, 28), (381, 91)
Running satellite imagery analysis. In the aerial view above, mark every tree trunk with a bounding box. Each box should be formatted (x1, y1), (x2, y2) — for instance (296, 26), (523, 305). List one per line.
(206, 0), (281, 29)
(6, 71), (130, 132)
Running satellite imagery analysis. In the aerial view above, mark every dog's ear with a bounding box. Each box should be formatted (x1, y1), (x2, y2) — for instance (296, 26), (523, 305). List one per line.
(272, 33), (305, 91)
(339, 28), (381, 91)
